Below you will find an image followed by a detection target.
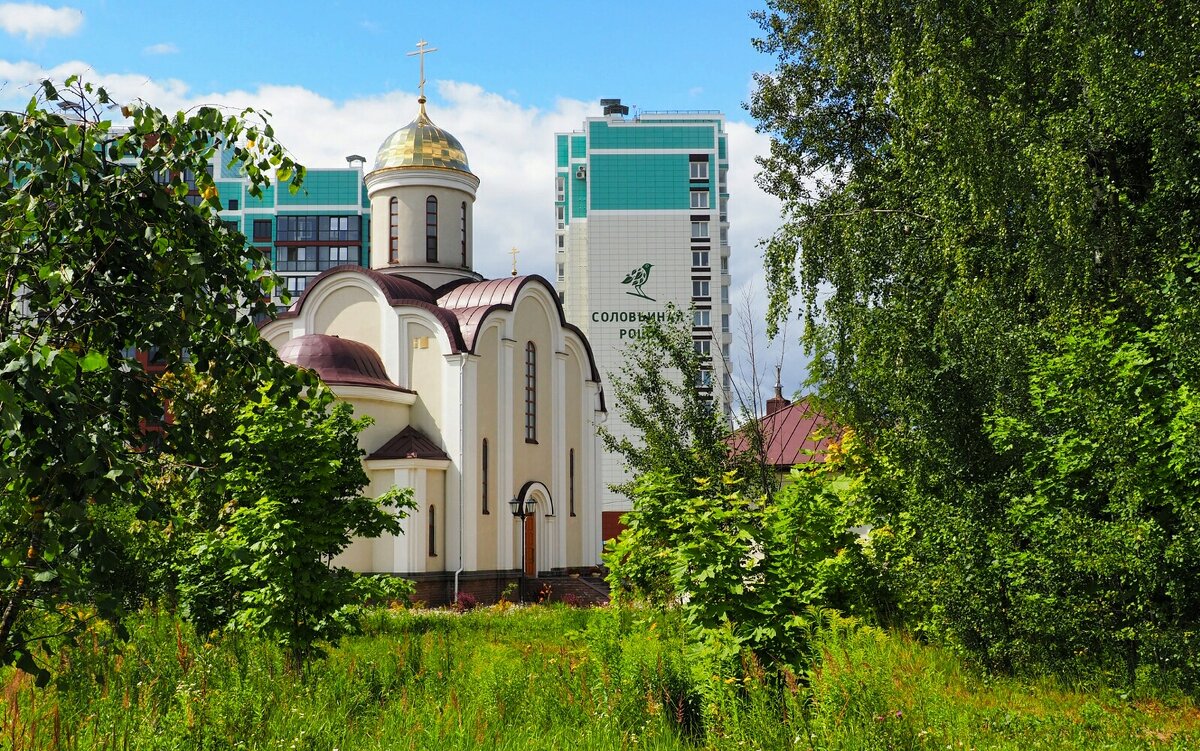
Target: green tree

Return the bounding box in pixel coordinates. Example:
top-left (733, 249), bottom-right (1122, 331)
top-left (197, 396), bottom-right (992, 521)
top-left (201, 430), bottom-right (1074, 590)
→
top-left (163, 374), bottom-right (413, 669)
top-left (598, 304), bottom-right (738, 498)
top-left (0, 78), bottom-right (306, 674)
top-left (750, 0), bottom-right (1200, 677)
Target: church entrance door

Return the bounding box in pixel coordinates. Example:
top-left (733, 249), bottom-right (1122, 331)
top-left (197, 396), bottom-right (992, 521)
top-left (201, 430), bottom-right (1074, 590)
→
top-left (524, 513), bottom-right (536, 576)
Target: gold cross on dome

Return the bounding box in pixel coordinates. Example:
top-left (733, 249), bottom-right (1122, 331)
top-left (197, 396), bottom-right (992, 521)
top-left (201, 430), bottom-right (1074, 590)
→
top-left (509, 247), bottom-right (520, 276)
top-left (406, 39), bottom-right (439, 101)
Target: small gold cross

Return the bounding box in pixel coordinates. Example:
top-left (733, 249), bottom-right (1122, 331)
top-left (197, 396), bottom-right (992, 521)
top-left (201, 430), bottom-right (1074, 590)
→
top-left (509, 247), bottom-right (520, 276)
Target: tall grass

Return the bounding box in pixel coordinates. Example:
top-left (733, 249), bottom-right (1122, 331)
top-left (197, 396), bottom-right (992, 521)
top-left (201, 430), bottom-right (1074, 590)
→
top-left (1, 605), bottom-right (1197, 749)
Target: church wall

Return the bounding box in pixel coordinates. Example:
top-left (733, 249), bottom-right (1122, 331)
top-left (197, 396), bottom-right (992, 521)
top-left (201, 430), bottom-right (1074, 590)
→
top-left (424, 470), bottom-right (446, 572)
top-left (510, 297), bottom-right (556, 548)
top-left (564, 351), bottom-right (585, 568)
top-left (474, 329), bottom-right (500, 569)
top-left (406, 321), bottom-right (444, 444)
top-left (350, 400), bottom-right (412, 463)
top-left (311, 286), bottom-right (381, 353)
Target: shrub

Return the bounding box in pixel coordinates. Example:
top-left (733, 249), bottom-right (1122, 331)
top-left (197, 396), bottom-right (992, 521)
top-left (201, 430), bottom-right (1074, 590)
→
top-left (453, 591), bottom-right (478, 613)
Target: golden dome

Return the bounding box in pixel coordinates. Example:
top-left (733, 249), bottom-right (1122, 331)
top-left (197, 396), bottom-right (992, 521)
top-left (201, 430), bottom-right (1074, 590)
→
top-left (373, 99), bottom-right (471, 173)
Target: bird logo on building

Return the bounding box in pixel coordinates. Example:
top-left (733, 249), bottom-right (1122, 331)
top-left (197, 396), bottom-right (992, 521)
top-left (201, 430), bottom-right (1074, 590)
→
top-left (621, 263), bottom-right (655, 301)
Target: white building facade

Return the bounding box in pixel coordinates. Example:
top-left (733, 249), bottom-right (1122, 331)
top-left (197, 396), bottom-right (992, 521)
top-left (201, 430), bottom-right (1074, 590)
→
top-left (554, 101), bottom-right (733, 534)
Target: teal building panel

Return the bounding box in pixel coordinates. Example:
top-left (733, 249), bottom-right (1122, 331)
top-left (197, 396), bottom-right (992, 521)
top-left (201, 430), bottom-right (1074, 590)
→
top-left (244, 184), bottom-right (275, 207)
top-left (571, 136), bottom-right (586, 159)
top-left (589, 153), bottom-right (691, 210)
top-left (718, 136), bottom-right (726, 160)
top-left (277, 170), bottom-right (362, 207)
top-left (587, 121), bottom-right (714, 151)
top-left (556, 135), bottom-right (569, 168)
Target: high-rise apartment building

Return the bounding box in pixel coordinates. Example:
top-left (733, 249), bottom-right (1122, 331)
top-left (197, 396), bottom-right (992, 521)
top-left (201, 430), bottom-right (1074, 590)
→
top-left (210, 156), bottom-right (371, 301)
top-left (554, 100), bottom-right (733, 534)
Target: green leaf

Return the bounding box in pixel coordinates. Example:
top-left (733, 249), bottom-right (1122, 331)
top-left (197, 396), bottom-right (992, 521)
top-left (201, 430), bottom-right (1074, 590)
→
top-left (80, 351), bottom-right (108, 372)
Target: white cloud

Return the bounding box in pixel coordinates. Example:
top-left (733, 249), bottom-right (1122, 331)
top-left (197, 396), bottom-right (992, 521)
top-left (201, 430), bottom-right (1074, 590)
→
top-left (0, 3), bottom-right (82, 40)
top-left (0, 59), bottom-right (803, 403)
top-left (143, 43), bottom-right (178, 56)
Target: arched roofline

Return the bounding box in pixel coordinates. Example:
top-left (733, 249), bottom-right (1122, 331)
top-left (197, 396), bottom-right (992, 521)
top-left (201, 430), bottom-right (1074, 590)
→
top-left (269, 266), bottom-right (467, 353)
top-left (438, 274), bottom-right (604, 385)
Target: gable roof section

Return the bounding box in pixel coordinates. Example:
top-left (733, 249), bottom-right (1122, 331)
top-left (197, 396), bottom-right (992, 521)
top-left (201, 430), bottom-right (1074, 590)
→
top-left (367, 425), bottom-right (450, 461)
top-left (731, 398), bottom-right (835, 468)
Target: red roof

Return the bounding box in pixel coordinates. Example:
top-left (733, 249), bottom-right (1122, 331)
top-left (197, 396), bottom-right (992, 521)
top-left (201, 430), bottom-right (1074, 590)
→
top-left (731, 398), bottom-right (835, 468)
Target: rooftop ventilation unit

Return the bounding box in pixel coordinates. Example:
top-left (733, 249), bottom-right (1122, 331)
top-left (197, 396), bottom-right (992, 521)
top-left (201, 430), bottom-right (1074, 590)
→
top-left (601, 98), bottom-right (629, 116)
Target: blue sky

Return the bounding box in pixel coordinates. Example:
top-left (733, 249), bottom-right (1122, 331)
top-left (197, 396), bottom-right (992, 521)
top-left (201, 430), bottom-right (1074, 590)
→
top-left (0, 0), bottom-right (807, 406)
top-left (3, 1), bottom-right (772, 116)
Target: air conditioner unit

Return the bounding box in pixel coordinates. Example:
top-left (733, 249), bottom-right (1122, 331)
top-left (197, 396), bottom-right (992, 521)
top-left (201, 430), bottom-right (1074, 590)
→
top-left (575, 166), bottom-right (587, 180)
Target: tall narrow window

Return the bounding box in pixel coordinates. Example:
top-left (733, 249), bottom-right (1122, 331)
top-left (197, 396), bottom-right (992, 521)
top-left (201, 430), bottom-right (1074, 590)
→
top-left (525, 342), bottom-right (537, 442)
top-left (389, 197), bottom-right (399, 263)
top-left (569, 449), bottom-right (576, 517)
top-left (460, 202), bottom-right (467, 267)
top-left (425, 195), bottom-right (438, 262)
top-left (428, 505), bottom-right (437, 556)
top-left (481, 438), bottom-right (490, 514)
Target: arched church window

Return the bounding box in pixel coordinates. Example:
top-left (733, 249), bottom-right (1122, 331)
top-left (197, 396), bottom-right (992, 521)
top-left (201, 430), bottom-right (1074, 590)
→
top-left (389, 197), bottom-right (399, 263)
top-left (460, 201), bottom-right (467, 267)
top-left (428, 505), bottom-right (437, 556)
top-left (481, 438), bottom-right (490, 514)
top-left (525, 342), bottom-right (537, 443)
top-left (569, 448), bottom-right (576, 517)
top-left (426, 195), bottom-right (438, 263)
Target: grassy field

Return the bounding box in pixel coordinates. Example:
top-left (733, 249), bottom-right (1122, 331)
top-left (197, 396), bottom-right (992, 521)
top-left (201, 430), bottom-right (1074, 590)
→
top-left (1, 604), bottom-right (1197, 750)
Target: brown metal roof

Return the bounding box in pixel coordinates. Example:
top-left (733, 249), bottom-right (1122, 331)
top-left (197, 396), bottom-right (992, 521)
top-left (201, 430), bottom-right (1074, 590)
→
top-left (367, 425), bottom-right (449, 461)
top-left (277, 334), bottom-right (410, 392)
top-left (731, 398), bottom-right (835, 468)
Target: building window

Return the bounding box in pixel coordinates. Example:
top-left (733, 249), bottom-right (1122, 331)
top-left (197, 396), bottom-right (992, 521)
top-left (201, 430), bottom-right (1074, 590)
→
top-left (426, 195), bottom-right (438, 262)
top-left (694, 339), bottom-right (711, 358)
top-left (227, 198), bottom-right (239, 211)
top-left (460, 202), bottom-right (468, 267)
top-left (283, 275), bottom-right (309, 298)
top-left (253, 219), bottom-right (272, 241)
top-left (693, 309), bottom-right (711, 328)
top-left (721, 256), bottom-right (729, 273)
top-left (690, 161), bottom-right (709, 180)
top-left (569, 448), bottom-right (576, 517)
top-left (695, 369), bottom-right (713, 388)
top-left (720, 227), bottom-right (729, 246)
top-left (690, 190), bottom-right (709, 209)
top-left (721, 313), bottom-right (731, 333)
top-left (428, 505), bottom-right (437, 556)
top-left (274, 246), bottom-right (361, 272)
top-left (691, 221), bottom-right (709, 240)
top-left (276, 215), bottom-right (360, 242)
top-left (525, 341), bottom-right (537, 443)
top-left (692, 279), bottom-right (710, 298)
top-left (555, 176), bottom-right (566, 202)
top-left (557, 234), bottom-right (565, 249)
top-left (481, 438), bottom-right (489, 515)
top-left (555, 205), bottom-right (565, 228)
top-left (389, 197), bottom-right (399, 263)
top-left (557, 262), bottom-right (565, 280)
top-left (691, 250), bottom-right (709, 268)
top-left (721, 285), bottom-right (730, 304)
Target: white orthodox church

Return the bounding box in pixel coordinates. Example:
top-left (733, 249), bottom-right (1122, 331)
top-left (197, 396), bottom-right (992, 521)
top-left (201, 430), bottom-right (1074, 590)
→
top-left (259, 94), bottom-right (607, 603)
